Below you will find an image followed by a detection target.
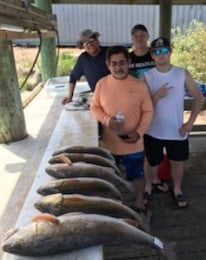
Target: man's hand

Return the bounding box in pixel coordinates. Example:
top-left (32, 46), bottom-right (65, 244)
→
top-left (109, 117), bottom-right (124, 131)
top-left (179, 122), bottom-right (193, 137)
top-left (153, 83), bottom-right (173, 104)
top-left (120, 132), bottom-right (141, 143)
top-left (61, 96), bottom-right (72, 105)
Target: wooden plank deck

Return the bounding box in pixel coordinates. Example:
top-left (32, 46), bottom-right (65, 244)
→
top-left (103, 149), bottom-right (206, 260)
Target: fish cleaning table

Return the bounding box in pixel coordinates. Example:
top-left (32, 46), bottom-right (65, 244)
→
top-left (2, 107), bottom-right (103, 259)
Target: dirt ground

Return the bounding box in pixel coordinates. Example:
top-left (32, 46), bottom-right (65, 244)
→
top-left (13, 46), bottom-right (81, 66)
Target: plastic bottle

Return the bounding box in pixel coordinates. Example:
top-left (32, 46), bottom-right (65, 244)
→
top-left (115, 112), bottom-right (125, 136)
top-left (115, 111), bottom-right (125, 123)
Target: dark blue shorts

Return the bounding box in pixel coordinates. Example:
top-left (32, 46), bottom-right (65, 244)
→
top-left (144, 134), bottom-right (189, 166)
top-left (113, 151), bottom-right (144, 181)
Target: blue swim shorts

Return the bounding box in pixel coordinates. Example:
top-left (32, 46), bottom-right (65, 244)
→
top-left (113, 151), bottom-right (144, 181)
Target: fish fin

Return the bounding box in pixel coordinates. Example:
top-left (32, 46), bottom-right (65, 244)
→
top-left (4, 228), bottom-right (19, 240)
top-left (59, 155), bottom-right (72, 165)
top-left (32, 214), bottom-right (60, 224)
top-left (68, 194), bottom-right (84, 201)
top-left (122, 218), bottom-right (141, 228)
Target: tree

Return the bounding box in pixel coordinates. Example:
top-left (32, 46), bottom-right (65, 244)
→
top-left (171, 20), bottom-right (206, 83)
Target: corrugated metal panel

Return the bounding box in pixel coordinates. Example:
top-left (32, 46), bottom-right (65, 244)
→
top-left (13, 4), bottom-right (206, 46)
top-left (172, 5), bottom-right (206, 29)
top-left (52, 4), bottom-right (159, 46)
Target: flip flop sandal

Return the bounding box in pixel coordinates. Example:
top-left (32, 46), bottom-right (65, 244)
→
top-left (143, 191), bottom-right (152, 206)
top-left (152, 180), bottom-right (169, 193)
top-left (174, 193), bottom-right (188, 209)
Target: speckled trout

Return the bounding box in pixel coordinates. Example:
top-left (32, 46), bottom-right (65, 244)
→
top-left (34, 194), bottom-right (144, 226)
top-left (37, 177), bottom-right (122, 201)
top-left (53, 145), bottom-right (115, 161)
top-left (49, 153), bottom-right (123, 176)
top-left (2, 213), bottom-right (177, 259)
top-left (45, 162), bottom-right (134, 193)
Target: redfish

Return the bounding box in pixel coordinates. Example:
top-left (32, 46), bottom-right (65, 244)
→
top-left (49, 153), bottom-right (122, 176)
top-left (37, 177), bottom-right (122, 201)
top-left (34, 194), bottom-right (143, 226)
top-left (2, 213), bottom-right (177, 259)
top-left (45, 162), bottom-right (134, 193)
top-left (53, 145), bottom-right (115, 161)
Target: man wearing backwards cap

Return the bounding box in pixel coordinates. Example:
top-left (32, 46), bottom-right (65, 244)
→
top-left (62, 29), bottom-right (110, 105)
top-left (129, 24), bottom-right (155, 79)
top-left (143, 37), bottom-right (204, 209)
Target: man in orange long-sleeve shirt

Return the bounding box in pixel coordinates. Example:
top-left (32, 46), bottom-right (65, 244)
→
top-left (90, 45), bottom-right (153, 214)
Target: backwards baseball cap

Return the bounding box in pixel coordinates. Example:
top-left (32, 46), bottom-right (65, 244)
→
top-left (151, 37), bottom-right (171, 49)
top-left (76, 29), bottom-right (100, 49)
top-left (131, 24), bottom-right (148, 34)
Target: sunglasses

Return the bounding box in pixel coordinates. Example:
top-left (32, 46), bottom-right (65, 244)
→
top-left (151, 47), bottom-right (170, 56)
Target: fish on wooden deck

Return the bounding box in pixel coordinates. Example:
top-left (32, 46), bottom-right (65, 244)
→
top-left (2, 213), bottom-right (178, 259)
top-left (34, 194), bottom-right (146, 229)
top-left (49, 153), bottom-right (123, 177)
top-left (53, 145), bottom-right (115, 161)
top-left (37, 177), bottom-right (122, 201)
top-left (45, 162), bottom-right (134, 193)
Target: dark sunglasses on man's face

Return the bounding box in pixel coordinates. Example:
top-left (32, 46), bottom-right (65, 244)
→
top-left (151, 47), bottom-right (170, 56)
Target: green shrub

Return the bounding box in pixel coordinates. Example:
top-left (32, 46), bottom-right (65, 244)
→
top-left (171, 20), bottom-right (206, 83)
top-left (56, 52), bottom-right (77, 76)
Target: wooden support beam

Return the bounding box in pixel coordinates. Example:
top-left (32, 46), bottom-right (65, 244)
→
top-left (159, 0), bottom-right (172, 40)
top-left (0, 1), bottom-right (57, 38)
top-left (0, 30), bottom-right (56, 40)
top-left (35, 0), bottom-right (57, 82)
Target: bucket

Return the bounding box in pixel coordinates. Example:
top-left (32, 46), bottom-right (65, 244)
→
top-left (157, 154), bottom-right (171, 181)
top-left (44, 76), bottom-right (70, 97)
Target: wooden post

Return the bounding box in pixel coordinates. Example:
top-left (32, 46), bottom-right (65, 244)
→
top-left (34, 0), bottom-right (56, 82)
top-left (159, 0), bottom-right (172, 40)
top-left (0, 40), bottom-right (27, 143)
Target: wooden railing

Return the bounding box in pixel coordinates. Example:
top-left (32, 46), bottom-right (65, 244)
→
top-left (184, 98), bottom-right (206, 133)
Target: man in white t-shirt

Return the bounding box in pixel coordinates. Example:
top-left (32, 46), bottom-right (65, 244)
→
top-left (143, 37), bottom-right (204, 208)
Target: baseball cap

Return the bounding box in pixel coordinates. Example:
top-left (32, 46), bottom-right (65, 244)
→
top-left (151, 37), bottom-right (171, 49)
top-left (76, 29), bottom-right (100, 49)
top-left (131, 24), bottom-right (148, 34)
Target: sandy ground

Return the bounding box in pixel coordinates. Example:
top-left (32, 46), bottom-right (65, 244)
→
top-left (13, 46), bottom-right (81, 65)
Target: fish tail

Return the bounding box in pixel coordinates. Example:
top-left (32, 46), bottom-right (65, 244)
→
top-left (59, 155), bottom-right (72, 165)
top-left (158, 240), bottom-right (178, 260)
top-left (138, 209), bottom-right (152, 233)
top-left (121, 180), bottom-right (135, 194)
top-left (122, 218), bottom-right (141, 228)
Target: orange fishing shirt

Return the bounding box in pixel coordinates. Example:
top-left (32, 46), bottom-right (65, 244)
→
top-left (90, 74), bottom-right (153, 155)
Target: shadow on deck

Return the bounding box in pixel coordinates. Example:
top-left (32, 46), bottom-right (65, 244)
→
top-left (104, 150), bottom-right (206, 260)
